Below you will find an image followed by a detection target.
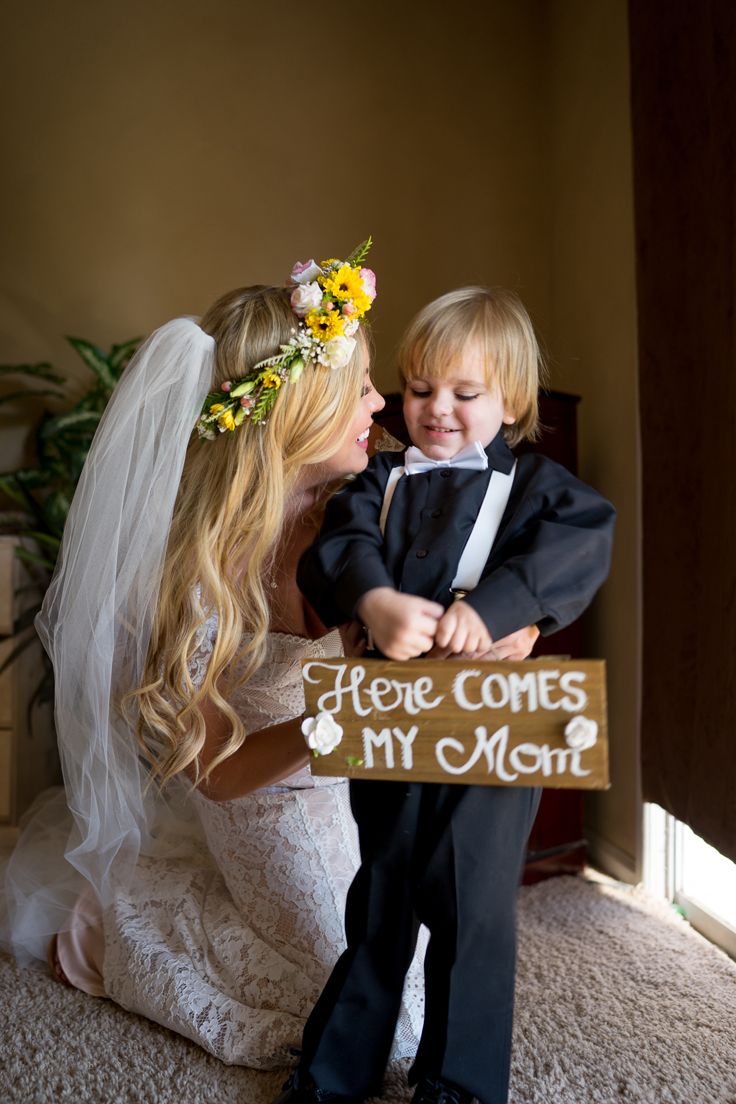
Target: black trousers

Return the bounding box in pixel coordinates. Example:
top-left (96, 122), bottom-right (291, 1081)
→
top-left (300, 779), bottom-right (541, 1104)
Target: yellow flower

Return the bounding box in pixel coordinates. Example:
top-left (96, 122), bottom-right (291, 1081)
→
top-left (260, 371), bottom-right (282, 390)
top-left (217, 409), bottom-right (236, 431)
top-left (210, 402), bottom-right (225, 413)
top-left (323, 265), bottom-right (364, 302)
top-left (305, 309), bottom-right (346, 341)
top-left (349, 289), bottom-right (372, 316)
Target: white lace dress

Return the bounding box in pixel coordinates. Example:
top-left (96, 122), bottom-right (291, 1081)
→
top-left (98, 623), bottom-right (425, 1068)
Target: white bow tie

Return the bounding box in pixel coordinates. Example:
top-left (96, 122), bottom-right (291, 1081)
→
top-left (404, 440), bottom-right (489, 475)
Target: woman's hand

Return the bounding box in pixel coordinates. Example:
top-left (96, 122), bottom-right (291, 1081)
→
top-left (339, 619), bottom-right (367, 657)
top-left (488, 623), bottom-right (540, 660)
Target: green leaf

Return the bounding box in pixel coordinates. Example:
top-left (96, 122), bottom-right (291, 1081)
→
top-left (0, 475), bottom-right (31, 508)
top-left (24, 530), bottom-right (61, 550)
top-left (0, 473), bottom-right (47, 521)
top-left (345, 236), bottom-right (373, 267)
top-left (109, 338), bottom-right (142, 373)
top-left (0, 631), bottom-right (37, 675)
top-left (39, 409), bottom-right (101, 438)
top-left (0, 509), bottom-right (34, 530)
top-left (42, 490), bottom-right (71, 535)
top-left (0, 387), bottom-right (63, 407)
top-left (12, 468), bottom-right (54, 489)
top-left (0, 362), bottom-right (66, 384)
top-left (14, 546), bottom-right (56, 571)
top-left (66, 337), bottom-right (117, 392)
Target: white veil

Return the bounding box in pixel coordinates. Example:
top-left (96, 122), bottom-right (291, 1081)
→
top-left (1, 318), bottom-right (215, 965)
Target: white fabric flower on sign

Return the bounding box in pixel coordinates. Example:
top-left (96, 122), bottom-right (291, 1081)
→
top-left (302, 712), bottom-right (344, 755)
top-left (564, 715), bottom-right (598, 751)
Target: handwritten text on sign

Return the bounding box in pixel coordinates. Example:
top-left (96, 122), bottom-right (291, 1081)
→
top-left (301, 658), bottom-right (609, 788)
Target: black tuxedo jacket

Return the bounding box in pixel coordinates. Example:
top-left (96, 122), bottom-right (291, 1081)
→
top-left (298, 431), bottom-right (616, 641)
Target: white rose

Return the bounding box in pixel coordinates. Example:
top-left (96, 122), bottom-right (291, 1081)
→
top-left (564, 715), bottom-right (598, 751)
top-left (290, 281), bottom-right (323, 317)
top-left (320, 335), bottom-right (356, 369)
top-left (343, 318), bottom-right (360, 337)
top-left (301, 712), bottom-right (344, 755)
top-left (290, 259), bottom-right (323, 285)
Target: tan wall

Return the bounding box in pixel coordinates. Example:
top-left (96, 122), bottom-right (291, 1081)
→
top-left (1, 1), bottom-right (641, 873)
top-left (544, 1), bottom-right (641, 878)
top-left (1, 0), bottom-right (549, 464)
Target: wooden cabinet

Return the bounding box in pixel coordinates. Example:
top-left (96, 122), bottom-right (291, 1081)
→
top-left (372, 390), bottom-right (587, 882)
top-left (0, 537), bottom-right (59, 834)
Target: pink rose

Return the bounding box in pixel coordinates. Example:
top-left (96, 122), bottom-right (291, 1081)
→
top-left (342, 301), bottom-right (357, 317)
top-left (360, 267), bottom-right (377, 300)
top-left (291, 281), bottom-right (323, 317)
top-left (290, 259), bottom-right (322, 285)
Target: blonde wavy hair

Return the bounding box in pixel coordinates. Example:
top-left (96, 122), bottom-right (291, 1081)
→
top-left (397, 286), bottom-right (546, 445)
top-left (130, 285), bottom-right (368, 787)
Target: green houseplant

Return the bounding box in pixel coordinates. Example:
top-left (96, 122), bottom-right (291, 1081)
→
top-left (0, 335), bottom-right (141, 687)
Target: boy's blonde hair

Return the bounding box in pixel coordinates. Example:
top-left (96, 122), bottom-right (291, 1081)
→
top-left (397, 286), bottom-right (545, 446)
top-left (130, 285), bottom-right (368, 787)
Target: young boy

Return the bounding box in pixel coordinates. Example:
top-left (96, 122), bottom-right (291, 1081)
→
top-left (280, 287), bottom-right (616, 1104)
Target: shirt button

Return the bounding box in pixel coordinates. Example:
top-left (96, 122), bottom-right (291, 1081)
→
top-left (416, 549), bottom-right (429, 559)
top-left (430, 508), bottom-right (442, 518)
top-left (440, 469), bottom-right (452, 479)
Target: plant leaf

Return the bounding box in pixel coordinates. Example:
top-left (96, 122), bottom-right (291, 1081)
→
top-left (109, 338), bottom-right (142, 373)
top-left (0, 631), bottom-right (37, 675)
top-left (345, 236), bottom-right (373, 267)
top-left (39, 409), bottom-right (101, 438)
top-left (0, 387), bottom-right (63, 407)
top-left (24, 530), bottom-right (61, 550)
top-left (41, 490), bottom-right (71, 536)
top-left (12, 468), bottom-right (54, 489)
top-left (14, 546), bottom-right (56, 571)
top-left (66, 337), bottom-right (117, 392)
top-left (0, 362), bottom-right (66, 384)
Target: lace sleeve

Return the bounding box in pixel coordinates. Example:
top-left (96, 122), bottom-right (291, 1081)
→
top-left (188, 610), bottom-right (219, 689)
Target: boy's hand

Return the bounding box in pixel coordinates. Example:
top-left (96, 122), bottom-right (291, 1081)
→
top-left (427, 622), bottom-right (540, 661)
top-left (357, 587), bottom-right (444, 661)
top-left (434, 599), bottom-right (493, 656)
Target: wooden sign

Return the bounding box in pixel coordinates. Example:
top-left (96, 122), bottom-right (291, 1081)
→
top-left (302, 658), bottom-right (608, 789)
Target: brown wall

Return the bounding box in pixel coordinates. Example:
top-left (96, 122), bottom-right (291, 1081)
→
top-left (1, 1), bottom-right (549, 432)
top-left (1, 1), bottom-right (640, 876)
top-left (544, 1), bottom-right (640, 878)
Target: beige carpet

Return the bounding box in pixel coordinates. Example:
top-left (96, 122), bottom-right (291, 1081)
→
top-left (1, 875), bottom-right (735, 1104)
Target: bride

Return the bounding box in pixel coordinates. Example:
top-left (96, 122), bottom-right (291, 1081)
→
top-left (1, 246), bottom-right (535, 1072)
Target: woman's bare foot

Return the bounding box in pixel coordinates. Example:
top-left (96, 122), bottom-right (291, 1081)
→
top-left (47, 934), bottom-right (74, 988)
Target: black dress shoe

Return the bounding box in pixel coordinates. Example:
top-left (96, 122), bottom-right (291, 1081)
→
top-left (411, 1077), bottom-right (475, 1104)
top-left (272, 1070), bottom-right (363, 1104)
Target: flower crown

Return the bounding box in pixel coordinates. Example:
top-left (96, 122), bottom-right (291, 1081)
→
top-left (197, 238), bottom-right (376, 437)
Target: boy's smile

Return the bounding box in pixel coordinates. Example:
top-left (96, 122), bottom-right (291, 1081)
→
top-left (402, 353), bottom-right (516, 462)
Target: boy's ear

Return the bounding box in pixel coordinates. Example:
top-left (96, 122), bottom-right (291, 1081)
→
top-left (502, 406), bottom-right (517, 425)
